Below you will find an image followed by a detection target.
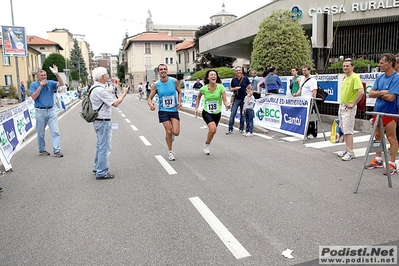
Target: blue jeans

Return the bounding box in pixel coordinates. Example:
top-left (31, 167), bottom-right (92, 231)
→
top-left (244, 109), bottom-right (254, 133)
top-left (93, 121), bottom-right (112, 177)
top-left (228, 99), bottom-right (245, 131)
top-left (35, 108), bottom-right (61, 153)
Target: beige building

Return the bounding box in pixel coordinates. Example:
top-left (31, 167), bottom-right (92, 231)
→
top-left (176, 40), bottom-right (196, 80)
top-left (138, 3), bottom-right (244, 81)
top-left (47, 29), bottom-right (91, 75)
top-left (0, 43), bottom-right (41, 90)
top-left (123, 32), bottom-right (183, 90)
top-left (26, 36), bottom-right (63, 70)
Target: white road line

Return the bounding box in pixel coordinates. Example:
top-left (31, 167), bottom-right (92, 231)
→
top-left (155, 155), bottom-right (177, 175)
top-left (305, 135), bottom-right (371, 149)
top-left (130, 125), bottom-right (138, 131)
top-left (189, 196), bottom-right (251, 260)
top-left (125, 119), bottom-right (131, 123)
top-left (139, 136), bottom-right (151, 146)
top-left (282, 131), bottom-right (360, 142)
top-left (121, 114), bottom-right (126, 117)
top-left (254, 133), bottom-right (273, 140)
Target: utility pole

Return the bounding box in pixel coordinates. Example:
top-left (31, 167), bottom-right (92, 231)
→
top-left (10, 0), bottom-right (21, 102)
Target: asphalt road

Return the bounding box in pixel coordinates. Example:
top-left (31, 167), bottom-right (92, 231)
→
top-left (1, 94), bottom-right (398, 266)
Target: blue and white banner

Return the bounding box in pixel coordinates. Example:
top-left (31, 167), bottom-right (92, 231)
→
top-left (0, 91), bottom-right (77, 171)
top-left (181, 89), bottom-right (312, 139)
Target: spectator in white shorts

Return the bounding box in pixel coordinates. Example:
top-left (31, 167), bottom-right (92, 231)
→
top-left (337, 58), bottom-right (364, 161)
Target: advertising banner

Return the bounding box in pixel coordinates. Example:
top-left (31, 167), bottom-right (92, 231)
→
top-left (1, 25), bottom-right (27, 56)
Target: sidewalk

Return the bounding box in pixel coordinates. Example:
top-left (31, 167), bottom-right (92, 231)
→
top-left (0, 99), bottom-right (19, 113)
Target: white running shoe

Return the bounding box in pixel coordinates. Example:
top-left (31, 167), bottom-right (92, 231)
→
top-left (246, 132), bottom-right (253, 137)
top-left (307, 134), bottom-right (314, 139)
top-left (337, 150), bottom-right (347, 157)
top-left (167, 151), bottom-right (175, 161)
top-left (242, 131), bottom-right (247, 136)
top-left (342, 151), bottom-right (355, 161)
top-left (203, 143), bottom-right (210, 155)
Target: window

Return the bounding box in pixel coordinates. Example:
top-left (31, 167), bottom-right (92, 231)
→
top-left (165, 58), bottom-right (169, 64)
top-left (178, 54), bottom-right (181, 64)
top-left (145, 43), bottom-right (151, 54)
top-left (192, 51), bottom-right (196, 62)
top-left (170, 57), bottom-right (173, 64)
top-left (5, 75), bottom-right (12, 85)
top-left (40, 54), bottom-right (46, 65)
top-left (39, 46), bottom-right (45, 50)
top-left (3, 56), bottom-right (10, 66)
top-left (164, 44), bottom-right (173, 51)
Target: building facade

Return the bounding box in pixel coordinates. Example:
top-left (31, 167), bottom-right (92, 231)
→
top-left (176, 40), bottom-right (196, 80)
top-left (47, 29), bottom-right (92, 76)
top-left (0, 43), bottom-right (41, 91)
top-left (123, 33), bottom-right (183, 90)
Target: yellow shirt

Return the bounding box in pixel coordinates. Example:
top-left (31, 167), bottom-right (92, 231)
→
top-left (340, 73), bottom-right (363, 104)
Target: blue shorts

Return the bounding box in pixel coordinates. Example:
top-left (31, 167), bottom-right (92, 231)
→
top-left (158, 111), bottom-right (180, 123)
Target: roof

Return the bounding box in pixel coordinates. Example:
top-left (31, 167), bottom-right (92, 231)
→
top-left (26, 35), bottom-right (63, 50)
top-left (130, 32), bottom-right (183, 42)
top-left (124, 32), bottom-right (183, 50)
top-left (176, 40), bottom-right (195, 51)
top-left (151, 24), bottom-right (200, 31)
top-left (27, 35), bottom-right (58, 45)
top-left (210, 10), bottom-right (236, 18)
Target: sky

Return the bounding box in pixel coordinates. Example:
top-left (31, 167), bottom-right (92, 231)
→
top-left (0, 0), bottom-right (272, 56)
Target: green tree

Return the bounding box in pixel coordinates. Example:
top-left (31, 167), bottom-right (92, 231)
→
top-left (117, 60), bottom-right (125, 82)
top-left (194, 23), bottom-right (236, 71)
top-left (42, 53), bottom-right (66, 81)
top-left (190, 67), bottom-right (235, 80)
top-left (70, 38), bottom-right (87, 81)
top-left (250, 9), bottom-right (313, 74)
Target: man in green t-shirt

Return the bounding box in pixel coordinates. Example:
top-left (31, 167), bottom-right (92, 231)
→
top-left (337, 58), bottom-right (364, 161)
top-left (291, 67), bottom-right (301, 96)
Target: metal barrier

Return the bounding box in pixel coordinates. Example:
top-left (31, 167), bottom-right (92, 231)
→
top-left (354, 111), bottom-right (399, 193)
top-left (303, 98), bottom-right (326, 143)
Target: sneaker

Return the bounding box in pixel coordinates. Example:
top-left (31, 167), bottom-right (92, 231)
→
top-left (54, 152), bottom-right (63, 158)
top-left (342, 151), bottom-right (355, 161)
top-left (383, 163), bottom-right (397, 175)
top-left (96, 173), bottom-right (115, 180)
top-left (337, 150), bottom-right (347, 157)
top-left (203, 143), bottom-right (211, 155)
top-left (167, 151), bottom-right (175, 161)
top-left (226, 130), bottom-right (232, 135)
top-left (239, 130), bottom-right (244, 134)
top-left (242, 131), bottom-right (247, 136)
top-left (246, 132), bottom-right (253, 137)
top-left (364, 158), bottom-right (383, 169)
top-left (39, 150), bottom-right (50, 156)
top-left (307, 134), bottom-right (314, 139)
